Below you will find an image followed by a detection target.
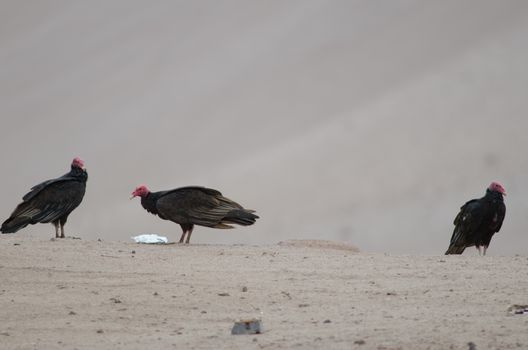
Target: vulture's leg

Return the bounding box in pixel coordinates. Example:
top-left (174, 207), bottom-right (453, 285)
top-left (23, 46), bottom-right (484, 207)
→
top-left (482, 246), bottom-right (488, 256)
top-left (179, 224), bottom-right (193, 244)
top-left (477, 246), bottom-right (483, 256)
top-left (59, 217), bottom-right (68, 238)
top-left (53, 222), bottom-right (60, 238)
top-left (178, 230), bottom-right (187, 243)
top-left (180, 225), bottom-right (187, 243)
top-left (185, 225), bottom-right (194, 244)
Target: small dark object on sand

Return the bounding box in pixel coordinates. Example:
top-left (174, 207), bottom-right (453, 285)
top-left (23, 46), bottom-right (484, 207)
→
top-left (231, 319), bottom-right (262, 335)
top-left (507, 304), bottom-right (528, 315)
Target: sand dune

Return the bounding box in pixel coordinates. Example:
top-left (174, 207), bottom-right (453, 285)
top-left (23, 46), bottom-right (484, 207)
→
top-left (1, 236), bottom-right (527, 349)
top-left (1, 1), bottom-right (528, 254)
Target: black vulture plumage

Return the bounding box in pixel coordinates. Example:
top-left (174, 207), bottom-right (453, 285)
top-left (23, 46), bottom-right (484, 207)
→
top-left (131, 185), bottom-right (259, 243)
top-left (1, 158), bottom-right (88, 238)
top-left (445, 182), bottom-right (506, 255)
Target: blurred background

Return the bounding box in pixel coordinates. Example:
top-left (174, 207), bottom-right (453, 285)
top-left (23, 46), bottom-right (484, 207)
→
top-left (1, 0), bottom-right (527, 254)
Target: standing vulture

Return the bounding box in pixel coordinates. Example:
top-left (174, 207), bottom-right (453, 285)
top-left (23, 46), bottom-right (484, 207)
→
top-left (131, 185), bottom-right (259, 243)
top-left (445, 182), bottom-right (506, 255)
top-left (1, 157), bottom-right (88, 238)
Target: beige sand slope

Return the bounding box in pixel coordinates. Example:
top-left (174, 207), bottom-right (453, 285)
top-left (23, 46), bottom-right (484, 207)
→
top-left (1, 1), bottom-right (528, 254)
top-left (1, 236), bottom-right (527, 349)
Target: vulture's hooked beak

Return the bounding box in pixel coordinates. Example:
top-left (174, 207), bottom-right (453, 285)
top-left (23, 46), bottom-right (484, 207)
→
top-left (130, 195), bottom-right (135, 200)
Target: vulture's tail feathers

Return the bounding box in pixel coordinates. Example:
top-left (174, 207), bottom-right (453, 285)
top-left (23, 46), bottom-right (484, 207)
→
top-left (1, 216), bottom-right (31, 234)
top-left (223, 209), bottom-right (259, 226)
top-left (445, 245), bottom-right (466, 255)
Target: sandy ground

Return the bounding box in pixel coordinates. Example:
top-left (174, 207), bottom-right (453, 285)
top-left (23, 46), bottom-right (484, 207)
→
top-left (1, 236), bottom-right (527, 350)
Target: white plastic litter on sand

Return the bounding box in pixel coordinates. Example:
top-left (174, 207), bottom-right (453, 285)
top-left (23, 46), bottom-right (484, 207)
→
top-left (131, 234), bottom-right (168, 244)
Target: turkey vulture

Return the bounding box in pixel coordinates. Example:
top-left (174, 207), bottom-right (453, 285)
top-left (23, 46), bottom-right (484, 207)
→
top-left (131, 185), bottom-right (259, 243)
top-left (1, 157), bottom-right (88, 238)
top-left (445, 182), bottom-right (506, 255)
